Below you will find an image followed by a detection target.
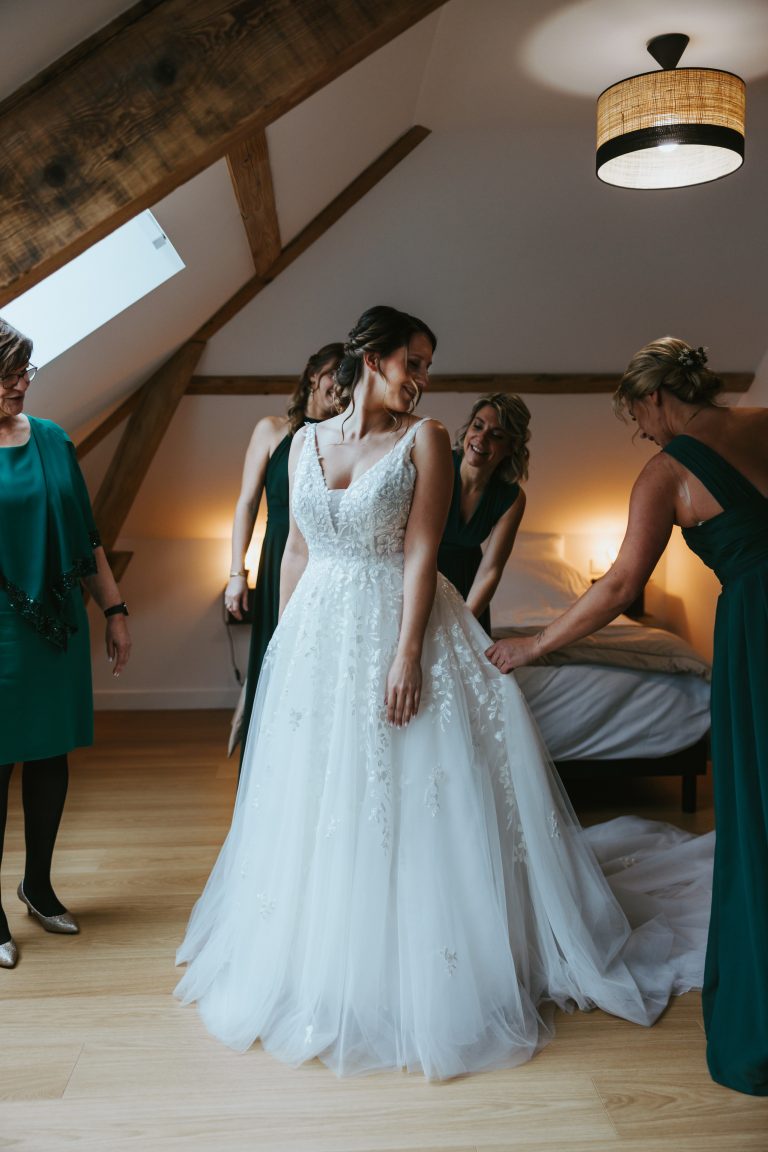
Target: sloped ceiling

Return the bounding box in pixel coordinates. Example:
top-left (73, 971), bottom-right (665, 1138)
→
top-left (7, 0), bottom-right (768, 540)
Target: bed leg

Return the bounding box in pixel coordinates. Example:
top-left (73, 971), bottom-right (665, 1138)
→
top-left (682, 774), bottom-right (697, 814)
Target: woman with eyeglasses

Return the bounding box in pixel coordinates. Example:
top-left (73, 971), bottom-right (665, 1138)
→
top-left (0, 317), bottom-right (131, 970)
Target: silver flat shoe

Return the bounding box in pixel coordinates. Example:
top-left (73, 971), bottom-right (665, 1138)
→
top-left (17, 883), bottom-right (79, 935)
top-left (0, 938), bottom-right (18, 968)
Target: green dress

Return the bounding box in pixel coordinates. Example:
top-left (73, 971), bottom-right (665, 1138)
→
top-left (240, 430), bottom-right (295, 762)
top-left (437, 450), bottom-right (520, 633)
top-left (0, 418), bottom-right (98, 764)
top-left (664, 434), bottom-right (768, 1096)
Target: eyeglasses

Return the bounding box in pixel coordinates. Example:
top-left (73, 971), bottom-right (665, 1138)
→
top-left (0, 364), bottom-right (37, 389)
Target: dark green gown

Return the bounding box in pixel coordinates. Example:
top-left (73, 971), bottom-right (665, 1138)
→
top-left (437, 450), bottom-right (519, 634)
top-left (664, 434), bottom-right (768, 1096)
top-left (240, 424), bottom-right (326, 763)
top-left (0, 421), bottom-right (96, 764)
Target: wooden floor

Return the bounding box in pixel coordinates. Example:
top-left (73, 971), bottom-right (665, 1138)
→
top-left (1, 711), bottom-right (765, 1152)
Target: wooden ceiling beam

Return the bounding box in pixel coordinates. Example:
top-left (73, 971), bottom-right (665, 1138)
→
top-left (226, 130), bottom-right (281, 276)
top-left (194, 124), bottom-right (431, 342)
top-left (187, 372), bottom-right (756, 395)
top-left (92, 340), bottom-right (206, 552)
top-left (76, 120), bottom-right (430, 515)
top-left (0, 0), bottom-right (444, 306)
top-left (75, 389), bottom-right (142, 460)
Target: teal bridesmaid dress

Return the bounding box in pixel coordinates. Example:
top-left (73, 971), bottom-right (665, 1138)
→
top-left (663, 434), bottom-right (768, 1096)
top-left (437, 450), bottom-right (519, 633)
top-left (240, 432), bottom-right (293, 763)
top-left (0, 421), bottom-right (96, 764)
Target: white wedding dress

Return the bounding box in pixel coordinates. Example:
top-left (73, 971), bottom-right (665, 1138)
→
top-left (176, 420), bottom-right (713, 1079)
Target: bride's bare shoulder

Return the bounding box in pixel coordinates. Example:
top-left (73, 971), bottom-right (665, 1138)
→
top-left (411, 416), bottom-right (451, 444)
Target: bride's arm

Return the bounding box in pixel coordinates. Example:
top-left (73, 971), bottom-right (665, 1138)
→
top-left (387, 420), bottom-right (453, 726)
top-left (278, 431), bottom-right (310, 618)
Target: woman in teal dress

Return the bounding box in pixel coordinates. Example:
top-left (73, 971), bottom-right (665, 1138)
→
top-left (487, 337), bottom-right (768, 1096)
top-left (437, 394), bottom-right (529, 633)
top-left (225, 343), bottom-right (343, 764)
top-left (0, 318), bottom-right (131, 970)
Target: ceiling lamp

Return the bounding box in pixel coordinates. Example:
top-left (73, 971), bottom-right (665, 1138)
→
top-left (596, 33), bottom-right (745, 189)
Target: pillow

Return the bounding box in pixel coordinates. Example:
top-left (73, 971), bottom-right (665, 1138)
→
top-left (492, 554), bottom-right (590, 626)
top-left (512, 531), bottom-right (565, 560)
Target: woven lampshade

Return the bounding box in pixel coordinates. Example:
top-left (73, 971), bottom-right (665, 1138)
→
top-left (597, 67), bottom-right (745, 189)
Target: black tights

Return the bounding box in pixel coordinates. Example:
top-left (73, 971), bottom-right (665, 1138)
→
top-left (0, 754), bottom-right (69, 943)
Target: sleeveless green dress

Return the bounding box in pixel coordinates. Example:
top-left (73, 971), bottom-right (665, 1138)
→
top-left (437, 450), bottom-right (519, 633)
top-left (664, 434), bottom-right (768, 1096)
top-left (240, 432), bottom-right (293, 761)
top-left (240, 421), bottom-right (324, 758)
top-left (0, 420), bottom-right (97, 764)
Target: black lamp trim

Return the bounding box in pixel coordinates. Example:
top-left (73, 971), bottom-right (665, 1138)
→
top-left (597, 123), bottom-right (744, 171)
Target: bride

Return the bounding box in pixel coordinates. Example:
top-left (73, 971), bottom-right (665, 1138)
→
top-left (176, 305), bottom-right (712, 1079)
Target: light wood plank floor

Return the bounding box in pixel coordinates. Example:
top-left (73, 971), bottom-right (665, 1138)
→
top-left (1, 711), bottom-right (765, 1152)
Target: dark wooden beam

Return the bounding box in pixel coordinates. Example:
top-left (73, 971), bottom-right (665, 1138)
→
top-left (92, 340), bottom-right (206, 551)
top-left (75, 389), bottom-right (142, 460)
top-left (226, 130), bottom-right (281, 276)
top-left (194, 124), bottom-right (431, 342)
top-left (187, 372), bottom-right (756, 395)
top-left (0, 0), bottom-right (444, 306)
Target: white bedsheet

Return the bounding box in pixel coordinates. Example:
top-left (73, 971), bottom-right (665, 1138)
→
top-left (514, 663), bottom-right (710, 761)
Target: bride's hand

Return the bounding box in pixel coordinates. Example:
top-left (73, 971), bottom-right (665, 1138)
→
top-left (385, 653), bottom-right (422, 727)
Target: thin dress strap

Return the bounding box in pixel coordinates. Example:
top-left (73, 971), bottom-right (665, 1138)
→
top-left (663, 434), bottom-right (766, 511)
top-left (397, 417), bottom-right (435, 456)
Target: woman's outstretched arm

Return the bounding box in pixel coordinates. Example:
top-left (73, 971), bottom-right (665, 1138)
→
top-left (486, 454), bottom-right (677, 672)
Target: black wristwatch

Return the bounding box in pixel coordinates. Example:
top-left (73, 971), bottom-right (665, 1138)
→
top-left (104, 602), bottom-right (129, 618)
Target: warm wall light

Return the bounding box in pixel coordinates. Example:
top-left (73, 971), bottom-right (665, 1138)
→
top-left (596, 33), bottom-right (745, 189)
top-left (589, 547), bottom-right (618, 580)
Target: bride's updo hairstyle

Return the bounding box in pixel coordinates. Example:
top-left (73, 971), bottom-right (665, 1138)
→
top-left (614, 337), bottom-right (724, 420)
top-left (334, 305), bottom-right (437, 415)
top-left (455, 393), bottom-right (531, 484)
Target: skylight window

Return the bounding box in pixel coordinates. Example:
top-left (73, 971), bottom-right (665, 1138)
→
top-left (3, 211), bottom-right (184, 367)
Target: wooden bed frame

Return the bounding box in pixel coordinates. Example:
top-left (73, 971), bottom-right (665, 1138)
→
top-left (554, 733), bottom-right (710, 813)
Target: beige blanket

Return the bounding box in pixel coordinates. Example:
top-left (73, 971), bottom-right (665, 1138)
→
top-left (491, 623), bottom-right (711, 681)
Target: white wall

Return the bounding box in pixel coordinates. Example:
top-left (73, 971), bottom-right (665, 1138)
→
top-left (87, 537), bottom-right (250, 710)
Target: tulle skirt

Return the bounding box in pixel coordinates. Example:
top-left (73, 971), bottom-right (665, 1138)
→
top-left (176, 560), bottom-right (712, 1079)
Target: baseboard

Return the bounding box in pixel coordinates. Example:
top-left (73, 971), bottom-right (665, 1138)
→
top-left (94, 688), bottom-right (240, 710)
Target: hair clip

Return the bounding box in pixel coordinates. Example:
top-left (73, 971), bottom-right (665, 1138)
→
top-left (677, 346), bottom-right (708, 369)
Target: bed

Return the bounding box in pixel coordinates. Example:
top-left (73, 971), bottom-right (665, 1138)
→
top-left (490, 534), bottom-right (711, 812)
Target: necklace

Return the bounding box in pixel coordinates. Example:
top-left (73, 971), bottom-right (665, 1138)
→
top-left (684, 407), bottom-right (705, 427)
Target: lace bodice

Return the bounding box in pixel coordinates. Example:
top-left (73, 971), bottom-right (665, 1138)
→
top-left (292, 422), bottom-right (421, 563)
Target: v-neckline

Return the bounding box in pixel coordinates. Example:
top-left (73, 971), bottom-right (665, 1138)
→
top-left (456, 455), bottom-right (488, 528)
top-left (311, 423), bottom-right (411, 494)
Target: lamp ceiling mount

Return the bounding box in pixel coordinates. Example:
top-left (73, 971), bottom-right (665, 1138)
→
top-left (646, 33), bottom-right (690, 71)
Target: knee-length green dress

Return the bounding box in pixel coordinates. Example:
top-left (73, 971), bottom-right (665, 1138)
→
top-left (664, 434), bottom-right (768, 1096)
top-left (437, 451), bottom-right (519, 634)
top-left (0, 418), bottom-right (99, 765)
